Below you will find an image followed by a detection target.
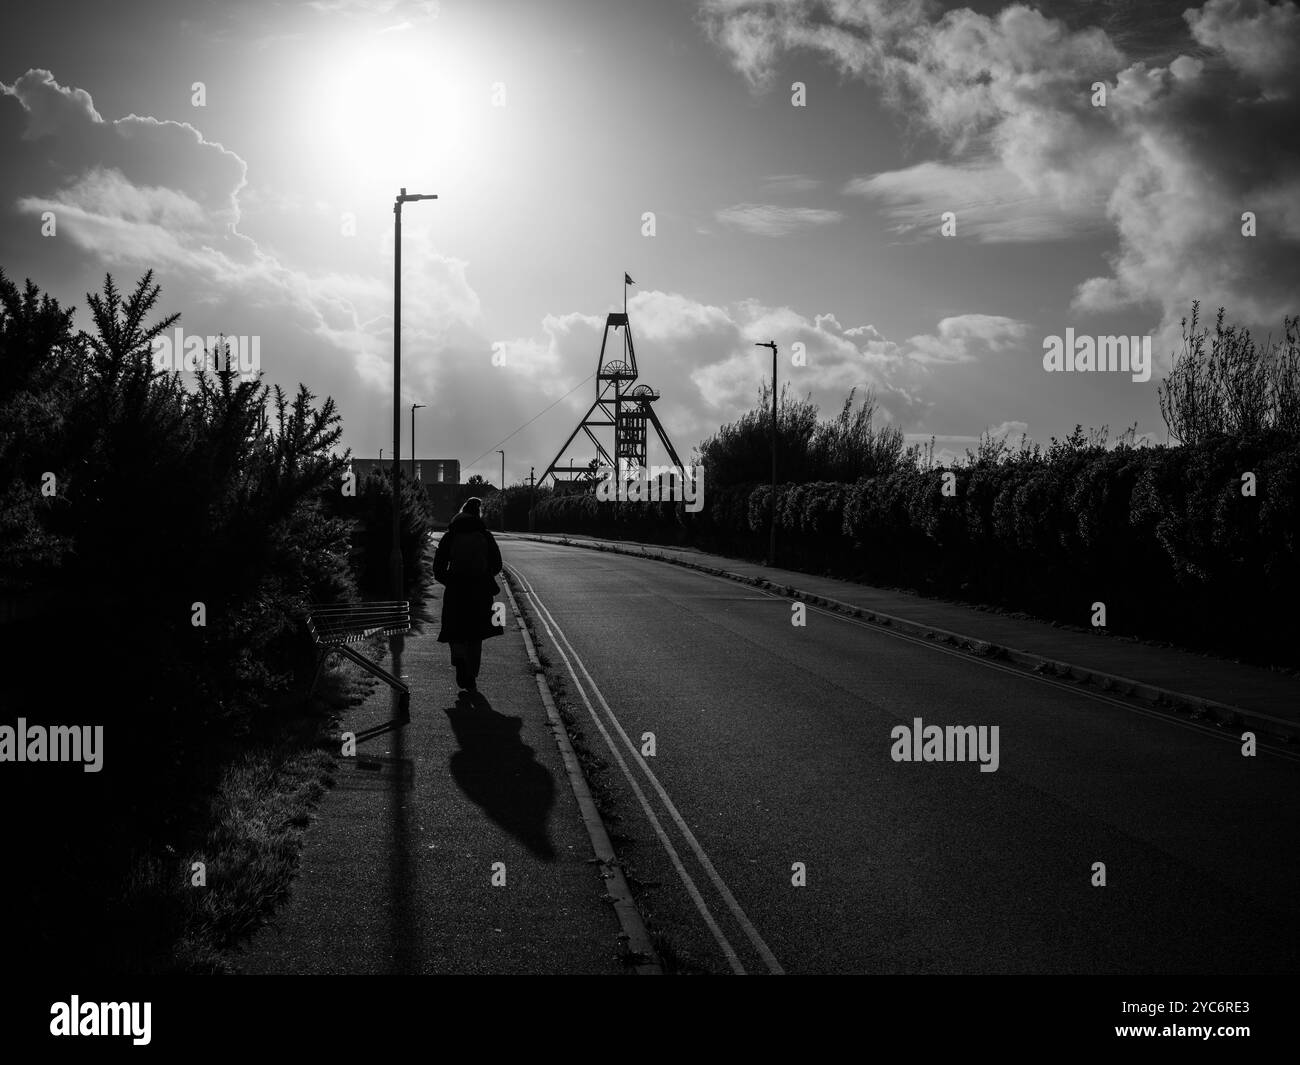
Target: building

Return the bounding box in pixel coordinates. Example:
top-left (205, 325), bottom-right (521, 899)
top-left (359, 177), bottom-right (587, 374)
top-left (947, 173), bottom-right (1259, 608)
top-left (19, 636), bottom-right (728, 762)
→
top-left (346, 457), bottom-right (462, 524)
top-left (348, 457), bottom-right (459, 485)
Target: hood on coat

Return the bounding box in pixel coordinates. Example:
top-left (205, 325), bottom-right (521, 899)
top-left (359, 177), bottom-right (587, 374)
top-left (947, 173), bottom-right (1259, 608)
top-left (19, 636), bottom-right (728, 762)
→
top-left (447, 511), bottom-right (488, 534)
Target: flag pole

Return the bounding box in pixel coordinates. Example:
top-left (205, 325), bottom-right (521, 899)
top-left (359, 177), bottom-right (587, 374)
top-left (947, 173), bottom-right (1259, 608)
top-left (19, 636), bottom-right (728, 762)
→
top-left (623, 272), bottom-right (632, 360)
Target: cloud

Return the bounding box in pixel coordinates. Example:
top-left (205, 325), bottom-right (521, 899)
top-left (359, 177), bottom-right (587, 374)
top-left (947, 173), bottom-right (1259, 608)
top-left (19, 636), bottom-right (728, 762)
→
top-left (624, 290), bottom-right (935, 431)
top-left (488, 311), bottom-right (605, 391)
top-left (1, 68), bottom-right (102, 140)
top-left (701, 0), bottom-right (1300, 351)
top-left (902, 314), bottom-right (1029, 365)
top-left (761, 173), bottom-right (822, 193)
top-left (1186, 0), bottom-right (1300, 97)
top-left (985, 419), bottom-right (1030, 449)
top-left (632, 290), bottom-right (736, 341)
top-left (2, 71), bottom-right (246, 217)
top-left (715, 202), bottom-right (844, 236)
top-left (844, 160), bottom-right (1106, 242)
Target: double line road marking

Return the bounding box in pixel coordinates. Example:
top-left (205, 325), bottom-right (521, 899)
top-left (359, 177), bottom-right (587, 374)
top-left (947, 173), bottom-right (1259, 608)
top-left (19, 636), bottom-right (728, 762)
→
top-left (507, 562), bottom-right (785, 975)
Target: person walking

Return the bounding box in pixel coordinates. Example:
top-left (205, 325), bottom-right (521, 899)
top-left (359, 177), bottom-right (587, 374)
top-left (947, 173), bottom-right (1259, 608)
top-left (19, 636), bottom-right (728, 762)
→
top-left (432, 497), bottom-right (505, 695)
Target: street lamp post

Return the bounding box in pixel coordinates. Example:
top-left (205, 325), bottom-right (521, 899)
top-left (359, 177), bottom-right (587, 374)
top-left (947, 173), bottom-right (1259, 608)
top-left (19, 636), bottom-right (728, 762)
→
top-left (410, 402), bottom-right (425, 484)
top-left (391, 187), bottom-right (437, 598)
top-left (497, 450), bottom-right (505, 532)
top-left (756, 341), bottom-right (778, 565)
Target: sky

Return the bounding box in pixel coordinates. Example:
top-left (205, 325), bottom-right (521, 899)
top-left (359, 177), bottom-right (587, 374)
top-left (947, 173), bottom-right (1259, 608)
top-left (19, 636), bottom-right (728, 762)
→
top-left (2, 0), bottom-right (1297, 479)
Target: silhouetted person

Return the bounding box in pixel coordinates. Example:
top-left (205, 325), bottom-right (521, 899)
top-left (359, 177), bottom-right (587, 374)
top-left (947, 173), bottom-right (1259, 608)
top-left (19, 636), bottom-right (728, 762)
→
top-left (433, 497), bottom-right (504, 693)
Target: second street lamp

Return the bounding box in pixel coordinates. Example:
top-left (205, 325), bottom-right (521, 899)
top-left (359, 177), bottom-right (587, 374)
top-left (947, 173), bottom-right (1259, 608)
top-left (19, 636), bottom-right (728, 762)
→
top-left (497, 450), bottom-right (505, 532)
top-left (411, 402), bottom-right (425, 485)
top-left (756, 340), bottom-right (777, 565)
top-left (391, 187), bottom-right (437, 598)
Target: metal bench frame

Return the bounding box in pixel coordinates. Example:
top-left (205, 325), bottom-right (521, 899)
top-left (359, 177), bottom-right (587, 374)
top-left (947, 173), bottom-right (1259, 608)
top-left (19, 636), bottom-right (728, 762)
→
top-left (307, 600), bottom-right (411, 718)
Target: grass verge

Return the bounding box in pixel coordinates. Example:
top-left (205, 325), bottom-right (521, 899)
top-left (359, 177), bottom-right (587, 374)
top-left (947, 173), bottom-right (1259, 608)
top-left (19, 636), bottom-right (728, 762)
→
top-left (121, 658), bottom-right (377, 973)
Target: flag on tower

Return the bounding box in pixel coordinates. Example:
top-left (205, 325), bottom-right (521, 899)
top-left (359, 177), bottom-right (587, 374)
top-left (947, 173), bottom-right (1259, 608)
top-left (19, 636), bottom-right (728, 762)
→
top-left (625, 272), bottom-right (635, 285)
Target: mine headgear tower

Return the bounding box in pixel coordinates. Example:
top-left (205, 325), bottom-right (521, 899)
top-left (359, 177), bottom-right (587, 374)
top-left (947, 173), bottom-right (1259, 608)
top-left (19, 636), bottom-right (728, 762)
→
top-left (542, 305), bottom-right (683, 487)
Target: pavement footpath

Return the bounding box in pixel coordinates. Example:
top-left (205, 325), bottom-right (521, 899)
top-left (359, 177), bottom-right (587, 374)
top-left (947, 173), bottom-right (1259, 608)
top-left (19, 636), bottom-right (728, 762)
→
top-left (236, 547), bottom-right (629, 975)
top-left (509, 532), bottom-right (1300, 744)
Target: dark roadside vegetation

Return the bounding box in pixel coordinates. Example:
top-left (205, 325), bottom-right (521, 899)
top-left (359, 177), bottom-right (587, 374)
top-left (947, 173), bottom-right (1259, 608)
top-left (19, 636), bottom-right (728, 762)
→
top-left (0, 269), bottom-right (435, 973)
top-left (486, 303), bottom-right (1300, 672)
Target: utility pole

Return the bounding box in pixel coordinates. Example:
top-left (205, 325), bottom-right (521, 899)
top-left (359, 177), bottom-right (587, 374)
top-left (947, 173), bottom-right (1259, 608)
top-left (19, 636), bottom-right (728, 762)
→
top-left (391, 187), bottom-right (437, 599)
top-left (756, 341), bottom-right (778, 565)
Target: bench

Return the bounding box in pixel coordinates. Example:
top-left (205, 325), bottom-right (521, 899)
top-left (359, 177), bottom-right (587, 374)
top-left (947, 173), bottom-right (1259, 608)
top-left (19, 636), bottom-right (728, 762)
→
top-left (307, 601), bottom-right (411, 719)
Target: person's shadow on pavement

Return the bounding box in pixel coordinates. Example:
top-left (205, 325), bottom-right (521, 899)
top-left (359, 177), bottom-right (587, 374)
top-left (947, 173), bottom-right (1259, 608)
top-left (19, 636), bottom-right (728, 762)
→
top-left (445, 694), bottom-right (557, 861)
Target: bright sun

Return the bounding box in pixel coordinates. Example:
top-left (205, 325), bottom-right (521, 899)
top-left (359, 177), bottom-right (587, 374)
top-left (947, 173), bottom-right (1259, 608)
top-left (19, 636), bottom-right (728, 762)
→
top-left (307, 29), bottom-right (499, 197)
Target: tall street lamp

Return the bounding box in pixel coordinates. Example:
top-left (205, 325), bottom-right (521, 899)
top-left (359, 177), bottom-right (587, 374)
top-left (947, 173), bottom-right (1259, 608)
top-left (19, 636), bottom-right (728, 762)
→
top-left (497, 450), bottom-right (505, 531)
top-left (411, 402), bottom-right (425, 484)
top-left (391, 187), bottom-right (437, 598)
top-left (755, 341), bottom-right (778, 565)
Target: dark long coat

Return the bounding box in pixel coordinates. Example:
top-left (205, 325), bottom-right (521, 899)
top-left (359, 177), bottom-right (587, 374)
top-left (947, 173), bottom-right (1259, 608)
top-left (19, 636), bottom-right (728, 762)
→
top-left (433, 513), bottom-right (506, 643)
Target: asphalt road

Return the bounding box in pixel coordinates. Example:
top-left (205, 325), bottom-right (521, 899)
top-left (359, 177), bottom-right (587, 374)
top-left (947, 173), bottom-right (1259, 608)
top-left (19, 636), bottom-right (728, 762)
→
top-left (502, 536), bottom-right (1300, 975)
